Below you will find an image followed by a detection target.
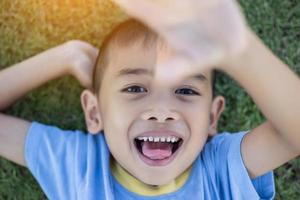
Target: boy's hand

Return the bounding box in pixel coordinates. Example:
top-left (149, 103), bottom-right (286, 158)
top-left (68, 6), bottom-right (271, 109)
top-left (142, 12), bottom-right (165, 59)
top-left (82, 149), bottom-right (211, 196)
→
top-left (112, 0), bottom-right (248, 69)
top-left (46, 40), bottom-right (98, 88)
top-left (60, 40), bottom-right (99, 89)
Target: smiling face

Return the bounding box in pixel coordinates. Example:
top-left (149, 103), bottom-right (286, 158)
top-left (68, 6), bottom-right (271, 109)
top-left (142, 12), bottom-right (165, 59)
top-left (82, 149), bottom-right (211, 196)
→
top-left (82, 41), bottom-right (225, 185)
top-left (81, 20), bottom-right (225, 186)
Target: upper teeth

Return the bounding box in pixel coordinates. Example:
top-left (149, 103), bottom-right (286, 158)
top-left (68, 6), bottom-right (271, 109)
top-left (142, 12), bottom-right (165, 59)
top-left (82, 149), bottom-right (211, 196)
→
top-left (137, 136), bottom-right (180, 143)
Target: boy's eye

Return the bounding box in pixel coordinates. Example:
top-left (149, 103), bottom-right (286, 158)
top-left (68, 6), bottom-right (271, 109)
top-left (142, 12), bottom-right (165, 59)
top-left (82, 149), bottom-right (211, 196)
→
top-left (121, 85), bottom-right (148, 93)
top-left (175, 88), bottom-right (200, 96)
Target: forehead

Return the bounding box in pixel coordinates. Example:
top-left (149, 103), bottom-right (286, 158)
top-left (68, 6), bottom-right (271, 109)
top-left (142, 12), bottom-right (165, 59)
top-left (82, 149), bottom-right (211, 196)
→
top-left (108, 39), bottom-right (158, 70)
top-left (105, 39), bottom-right (211, 83)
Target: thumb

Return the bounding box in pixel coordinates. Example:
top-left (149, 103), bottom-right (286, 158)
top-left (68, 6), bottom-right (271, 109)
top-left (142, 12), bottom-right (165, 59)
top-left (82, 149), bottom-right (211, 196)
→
top-left (112, 0), bottom-right (161, 23)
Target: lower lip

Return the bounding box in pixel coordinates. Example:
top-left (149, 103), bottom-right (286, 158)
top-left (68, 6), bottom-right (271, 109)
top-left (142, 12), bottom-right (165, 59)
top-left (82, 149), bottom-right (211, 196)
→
top-left (135, 144), bottom-right (182, 167)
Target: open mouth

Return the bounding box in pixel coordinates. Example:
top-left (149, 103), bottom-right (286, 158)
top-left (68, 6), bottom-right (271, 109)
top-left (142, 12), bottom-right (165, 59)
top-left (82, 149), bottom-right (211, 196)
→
top-left (134, 136), bottom-right (184, 166)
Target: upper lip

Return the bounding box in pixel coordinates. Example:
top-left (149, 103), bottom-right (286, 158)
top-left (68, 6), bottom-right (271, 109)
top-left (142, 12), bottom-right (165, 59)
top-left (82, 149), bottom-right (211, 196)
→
top-left (131, 120), bottom-right (188, 141)
top-left (135, 130), bottom-right (183, 140)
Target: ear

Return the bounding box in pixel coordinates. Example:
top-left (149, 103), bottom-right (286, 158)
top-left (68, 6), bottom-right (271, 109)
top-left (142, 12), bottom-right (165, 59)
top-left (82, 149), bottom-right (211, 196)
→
top-left (208, 95), bottom-right (225, 137)
top-left (80, 89), bottom-right (103, 134)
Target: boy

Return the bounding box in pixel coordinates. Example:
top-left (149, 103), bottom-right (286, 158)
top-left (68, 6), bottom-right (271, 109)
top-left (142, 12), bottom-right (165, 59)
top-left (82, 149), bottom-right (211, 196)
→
top-left (1, 1), bottom-right (300, 199)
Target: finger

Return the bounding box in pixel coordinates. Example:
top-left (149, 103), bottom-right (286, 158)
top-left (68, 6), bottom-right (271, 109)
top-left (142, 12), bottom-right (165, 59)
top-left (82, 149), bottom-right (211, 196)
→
top-left (80, 42), bottom-right (99, 64)
top-left (112, 0), bottom-right (162, 22)
top-left (67, 40), bottom-right (98, 59)
top-left (76, 40), bottom-right (99, 59)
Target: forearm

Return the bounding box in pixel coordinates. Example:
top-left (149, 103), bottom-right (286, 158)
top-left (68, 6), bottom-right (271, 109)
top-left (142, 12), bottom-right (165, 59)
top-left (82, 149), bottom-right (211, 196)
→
top-left (0, 40), bottom-right (98, 111)
top-left (218, 30), bottom-right (300, 151)
top-left (0, 49), bottom-right (69, 111)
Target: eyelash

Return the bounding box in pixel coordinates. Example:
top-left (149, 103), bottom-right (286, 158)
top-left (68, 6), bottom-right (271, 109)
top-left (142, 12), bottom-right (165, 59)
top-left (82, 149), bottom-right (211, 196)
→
top-left (121, 85), bottom-right (200, 96)
top-left (121, 85), bottom-right (148, 93)
top-left (175, 88), bottom-right (200, 96)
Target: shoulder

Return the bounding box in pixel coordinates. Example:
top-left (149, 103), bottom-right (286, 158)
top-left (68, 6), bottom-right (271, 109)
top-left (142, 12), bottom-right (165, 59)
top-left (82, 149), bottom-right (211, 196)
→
top-left (26, 121), bottom-right (105, 144)
top-left (203, 131), bottom-right (248, 154)
top-left (199, 131), bottom-right (275, 199)
top-left (25, 121), bottom-right (106, 171)
top-left (198, 131), bottom-right (248, 169)
top-left (25, 121), bottom-right (109, 199)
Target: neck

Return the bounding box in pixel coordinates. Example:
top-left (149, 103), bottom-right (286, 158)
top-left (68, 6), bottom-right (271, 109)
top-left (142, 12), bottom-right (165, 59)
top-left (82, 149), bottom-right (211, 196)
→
top-left (110, 157), bottom-right (192, 196)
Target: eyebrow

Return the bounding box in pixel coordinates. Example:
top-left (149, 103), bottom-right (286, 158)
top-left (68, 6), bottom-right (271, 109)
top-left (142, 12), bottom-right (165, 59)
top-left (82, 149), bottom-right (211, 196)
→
top-left (188, 74), bottom-right (208, 83)
top-left (117, 68), bottom-right (153, 77)
top-left (117, 67), bottom-right (207, 83)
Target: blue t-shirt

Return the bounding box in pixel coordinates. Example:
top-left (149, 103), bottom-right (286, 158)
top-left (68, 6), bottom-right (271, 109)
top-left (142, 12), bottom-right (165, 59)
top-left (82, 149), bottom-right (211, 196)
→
top-left (25, 122), bottom-right (275, 200)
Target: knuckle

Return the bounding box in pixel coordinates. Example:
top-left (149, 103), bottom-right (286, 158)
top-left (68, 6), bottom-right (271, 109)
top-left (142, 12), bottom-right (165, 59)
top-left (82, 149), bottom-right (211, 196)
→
top-left (73, 54), bottom-right (92, 68)
top-left (65, 40), bottom-right (85, 50)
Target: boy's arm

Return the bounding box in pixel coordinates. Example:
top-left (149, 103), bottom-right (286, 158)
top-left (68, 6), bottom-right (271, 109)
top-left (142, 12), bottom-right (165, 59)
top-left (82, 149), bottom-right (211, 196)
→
top-left (0, 40), bottom-right (98, 166)
top-left (219, 30), bottom-right (300, 179)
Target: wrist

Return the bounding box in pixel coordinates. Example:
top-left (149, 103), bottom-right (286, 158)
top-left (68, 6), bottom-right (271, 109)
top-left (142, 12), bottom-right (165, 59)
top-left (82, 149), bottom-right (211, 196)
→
top-left (215, 28), bottom-right (258, 72)
top-left (44, 42), bottom-right (77, 77)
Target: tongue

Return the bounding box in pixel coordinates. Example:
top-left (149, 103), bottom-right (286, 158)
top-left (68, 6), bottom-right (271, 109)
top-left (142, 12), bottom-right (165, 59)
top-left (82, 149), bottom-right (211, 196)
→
top-left (141, 141), bottom-right (173, 160)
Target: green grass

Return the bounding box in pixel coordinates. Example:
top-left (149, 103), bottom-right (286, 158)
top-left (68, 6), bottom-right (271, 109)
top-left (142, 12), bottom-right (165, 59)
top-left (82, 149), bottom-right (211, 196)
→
top-left (0, 0), bottom-right (299, 199)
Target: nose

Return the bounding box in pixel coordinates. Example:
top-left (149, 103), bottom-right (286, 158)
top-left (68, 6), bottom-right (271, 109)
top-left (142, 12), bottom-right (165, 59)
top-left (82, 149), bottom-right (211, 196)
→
top-left (141, 108), bottom-right (180, 123)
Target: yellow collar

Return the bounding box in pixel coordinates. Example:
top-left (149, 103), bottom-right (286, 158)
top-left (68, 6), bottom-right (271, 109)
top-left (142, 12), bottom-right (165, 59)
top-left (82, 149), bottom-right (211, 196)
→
top-left (110, 158), bottom-right (192, 196)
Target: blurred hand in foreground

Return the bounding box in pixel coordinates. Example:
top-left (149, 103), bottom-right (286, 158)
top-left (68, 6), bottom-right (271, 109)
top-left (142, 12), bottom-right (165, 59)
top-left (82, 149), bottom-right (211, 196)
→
top-left (112, 0), bottom-right (249, 71)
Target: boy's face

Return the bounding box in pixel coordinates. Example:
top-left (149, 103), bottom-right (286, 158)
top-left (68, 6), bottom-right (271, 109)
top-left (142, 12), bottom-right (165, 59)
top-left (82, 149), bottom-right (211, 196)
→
top-left (84, 39), bottom-right (224, 186)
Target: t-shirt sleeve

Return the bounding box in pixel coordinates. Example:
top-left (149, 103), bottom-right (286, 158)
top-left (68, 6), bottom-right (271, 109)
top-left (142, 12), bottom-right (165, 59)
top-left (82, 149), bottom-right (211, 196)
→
top-left (207, 132), bottom-right (275, 199)
top-left (25, 121), bottom-right (88, 200)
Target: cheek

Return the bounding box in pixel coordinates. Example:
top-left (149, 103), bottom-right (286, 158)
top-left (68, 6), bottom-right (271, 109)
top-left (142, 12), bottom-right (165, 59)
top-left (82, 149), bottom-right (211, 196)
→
top-left (188, 110), bottom-right (210, 141)
top-left (182, 99), bottom-right (211, 123)
top-left (183, 101), bottom-right (211, 143)
top-left (100, 99), bottom-right (134, 160)
top-left (101, 95), bottom-right (142, 137)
